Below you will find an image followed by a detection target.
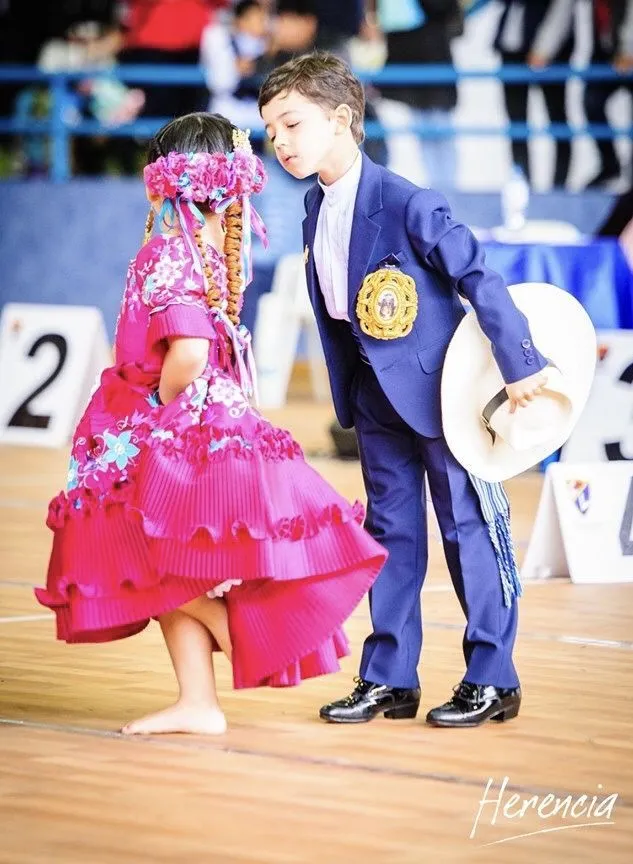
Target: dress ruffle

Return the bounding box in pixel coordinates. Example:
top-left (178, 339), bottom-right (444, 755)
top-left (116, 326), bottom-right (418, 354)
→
top-left (35, 235), bottom-right (387, 688)
top-left (36, 388), bottom-right (386, 688)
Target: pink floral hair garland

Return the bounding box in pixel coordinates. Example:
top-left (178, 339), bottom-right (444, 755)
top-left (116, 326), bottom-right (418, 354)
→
top-left (143, 149), bottom-right (267, 205)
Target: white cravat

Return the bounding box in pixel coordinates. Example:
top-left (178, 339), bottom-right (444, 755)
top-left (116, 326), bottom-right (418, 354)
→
top-left (313, 151), bottom-right (363, 322)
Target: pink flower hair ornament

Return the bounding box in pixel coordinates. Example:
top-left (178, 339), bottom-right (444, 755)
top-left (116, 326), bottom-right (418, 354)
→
top-left (143, 148), bottom-right (267, 204)
top-left (143, 128), bottom-right (269, 291)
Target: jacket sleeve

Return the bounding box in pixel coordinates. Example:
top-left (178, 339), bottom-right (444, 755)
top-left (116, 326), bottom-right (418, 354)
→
top-left (404, 188), bottom-right (549, 384)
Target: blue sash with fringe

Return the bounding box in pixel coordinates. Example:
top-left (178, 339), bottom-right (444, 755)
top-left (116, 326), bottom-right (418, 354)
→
top-left (468, 474), bottom-right (522, 608)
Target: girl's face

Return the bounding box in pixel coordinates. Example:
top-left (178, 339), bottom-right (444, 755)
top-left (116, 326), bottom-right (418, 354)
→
top-left (261, 89), bottom-right (349, 179)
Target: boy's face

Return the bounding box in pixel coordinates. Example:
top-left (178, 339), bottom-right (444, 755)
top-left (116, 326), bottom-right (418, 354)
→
top-left (261, 89), bottom-right (345, 180)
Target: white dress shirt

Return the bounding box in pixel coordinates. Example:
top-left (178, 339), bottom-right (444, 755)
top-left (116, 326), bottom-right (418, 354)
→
top-left (313, 151), bottom-right (363, 322)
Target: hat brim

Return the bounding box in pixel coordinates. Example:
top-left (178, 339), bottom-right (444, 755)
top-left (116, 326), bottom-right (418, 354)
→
top-left (441, 283), bottom-right (597, 482)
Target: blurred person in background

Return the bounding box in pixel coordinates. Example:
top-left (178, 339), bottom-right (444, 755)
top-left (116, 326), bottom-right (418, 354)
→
top-left (84, 1), bottom-right (230, 171)
top-left (368, 0), bottom-right (463, 190)
top-left (494, 0), bottom-right (575, 188)
top-left (528, 0), bottom-right (633, 188)
top-left (37, 18), bottom-right (146, 175)
top-left (87, 1), bottom-right (230, 118)
top-left (0, 0), bottom-right (119, 174)
top-left (201, 0), bottom-right (271, 135)
top-left (269, 0), bottom-right (365, 62)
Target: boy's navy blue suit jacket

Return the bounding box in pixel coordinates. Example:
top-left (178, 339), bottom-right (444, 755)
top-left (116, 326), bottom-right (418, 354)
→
top-left (302, 153), bottom-right (547, 439)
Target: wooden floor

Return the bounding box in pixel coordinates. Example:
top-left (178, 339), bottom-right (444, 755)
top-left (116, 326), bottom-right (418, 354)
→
top-left (1, 399), bottom-right (632, 863)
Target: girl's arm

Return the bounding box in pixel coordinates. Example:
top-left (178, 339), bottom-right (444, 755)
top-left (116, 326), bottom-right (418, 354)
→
top-left (159, 337), bottom-right (210, 404)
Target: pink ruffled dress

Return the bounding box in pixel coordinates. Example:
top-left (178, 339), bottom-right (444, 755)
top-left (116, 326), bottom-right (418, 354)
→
top-left (35, 235), bottom-right (387, 688)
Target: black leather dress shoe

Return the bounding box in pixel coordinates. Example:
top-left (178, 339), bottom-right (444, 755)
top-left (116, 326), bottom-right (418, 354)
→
top-left (426, 681), bottom-right (521, 728)
top-left (319, 677), bottom-right (421, 724)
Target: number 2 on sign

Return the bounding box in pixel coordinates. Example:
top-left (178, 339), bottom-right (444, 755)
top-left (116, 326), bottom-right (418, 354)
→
top-left (8, 333), bottom-right (68, 429)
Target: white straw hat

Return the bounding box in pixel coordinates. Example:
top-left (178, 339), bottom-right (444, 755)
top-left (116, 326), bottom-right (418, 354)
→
top-left (441, 283), bottom-right (597, 482)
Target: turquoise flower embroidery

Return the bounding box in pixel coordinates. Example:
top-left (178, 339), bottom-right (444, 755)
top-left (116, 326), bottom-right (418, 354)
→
top-left (142, 274), bottom-right (158, 305)
top-left (66, 456), bottom-right (80, 491)
top-left (209, 434), bottom-right (251, 453)
top-left (146, 391), bottom-right (161, 409)
top-left (102, 430), bottom-right (140, 470)
top-left (189, 379), bottom-right (207, 411)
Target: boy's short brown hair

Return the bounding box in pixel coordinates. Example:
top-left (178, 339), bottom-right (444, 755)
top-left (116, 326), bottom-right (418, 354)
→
top-left (258, 52), bottom-right (366, 144)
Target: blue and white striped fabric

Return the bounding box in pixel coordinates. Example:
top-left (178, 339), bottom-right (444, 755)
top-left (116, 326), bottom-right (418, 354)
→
top-left (468, 473), bottom-right (522, 608)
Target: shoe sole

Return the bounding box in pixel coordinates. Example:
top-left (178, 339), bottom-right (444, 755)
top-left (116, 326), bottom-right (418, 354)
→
top-left (319, 703), bottom-right (420, 723)
top-left (426, 703), bottom-right (520, 728)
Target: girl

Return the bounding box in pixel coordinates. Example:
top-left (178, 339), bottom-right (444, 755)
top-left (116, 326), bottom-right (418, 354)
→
top-left (35, 112), bottom-right (387, 735)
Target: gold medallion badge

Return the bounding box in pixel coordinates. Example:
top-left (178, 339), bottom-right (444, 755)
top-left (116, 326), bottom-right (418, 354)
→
top-left (356, 267), bottom-right (418, 339)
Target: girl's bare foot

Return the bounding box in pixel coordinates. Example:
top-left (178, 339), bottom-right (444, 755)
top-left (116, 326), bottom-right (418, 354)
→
top-left (120, 701), bottom-right (227, 736)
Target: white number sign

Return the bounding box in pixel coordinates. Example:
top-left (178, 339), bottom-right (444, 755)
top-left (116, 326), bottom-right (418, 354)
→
top-left (0, 303), bottom-right (112, 448)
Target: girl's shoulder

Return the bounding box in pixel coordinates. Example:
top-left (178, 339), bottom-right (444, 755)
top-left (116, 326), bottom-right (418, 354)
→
top-left (132, 235), bottom-right (202, 288)
top-left (133, 235), bottom-right (207, 312)
top-left (133, 234), bottom-right (189, 272)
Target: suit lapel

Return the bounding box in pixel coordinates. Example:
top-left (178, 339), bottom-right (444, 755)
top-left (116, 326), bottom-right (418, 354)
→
top-left (302, 184), bottom-right (324, 311)
top-left (348, 154), bottom-right (382, 316)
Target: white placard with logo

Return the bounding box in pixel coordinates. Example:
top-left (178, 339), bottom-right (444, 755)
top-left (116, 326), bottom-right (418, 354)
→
top-left (0, 303), bottom-right (112, 448)
top-left (521, 461), bottom-right (633, 584)
top-left (561, 330), bottom-right (633, 463)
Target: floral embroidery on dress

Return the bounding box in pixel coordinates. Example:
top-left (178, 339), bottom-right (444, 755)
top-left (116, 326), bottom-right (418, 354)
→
top-left (59, 233), bottom-right (286, 511)
top-left (102, 430), bottom-right (141, 470)
top-left (153, 250), bottom-right (185, 288)
top-left (151, 429), bottom-right (174, 441)
top-left (66, 456), bottom-right (80, 491)
top-left (207, 370), bottom-right (249, 418)
top-left (140, 237), bottom-right (226, 318)
top-left (209, 434), bottom-right (251, 453)
top-left (181, 378), bottom-right (209, 423)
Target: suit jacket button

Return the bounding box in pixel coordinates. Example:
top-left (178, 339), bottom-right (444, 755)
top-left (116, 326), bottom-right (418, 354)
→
top-left (521, 339), bottom-right (531, 349)
top-left (526, 356), bottom-right (535, 365)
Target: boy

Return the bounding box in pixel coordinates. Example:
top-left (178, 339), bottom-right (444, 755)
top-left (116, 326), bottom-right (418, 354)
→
top-left (259, 53), bottom-right (547, 727)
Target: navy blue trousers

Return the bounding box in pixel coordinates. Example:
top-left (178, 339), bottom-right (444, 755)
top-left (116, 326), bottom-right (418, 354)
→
top-left (351, 363), bottom-right (520, 690)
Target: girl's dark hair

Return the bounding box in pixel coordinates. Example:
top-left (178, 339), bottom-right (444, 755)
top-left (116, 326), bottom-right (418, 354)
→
top-left (145, 112), bottom-right (244, 327)
top-left (147, 111), bottom-right (234, 165)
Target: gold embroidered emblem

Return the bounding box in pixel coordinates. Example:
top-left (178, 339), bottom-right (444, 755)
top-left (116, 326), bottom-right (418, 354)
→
top-left (356, 267), bottom-right (417, 339)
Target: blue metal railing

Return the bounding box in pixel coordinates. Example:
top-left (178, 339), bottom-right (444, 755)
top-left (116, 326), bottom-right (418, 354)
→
top-left (0, 62), bottom-right (631, 181)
